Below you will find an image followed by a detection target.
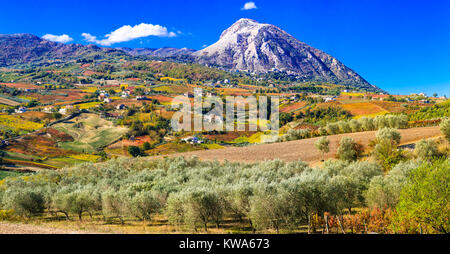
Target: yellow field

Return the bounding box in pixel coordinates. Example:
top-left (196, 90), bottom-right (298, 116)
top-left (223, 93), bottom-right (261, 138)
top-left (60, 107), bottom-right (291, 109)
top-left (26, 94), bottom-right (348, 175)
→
top-left (0, 114), bottom-right (43, 133)
top-left (80, 87), bottom-right (98, 93)
top-left (68, 154), bottom-right (101, 162)
top-left (160, 77), bottom-right (186, 82)
top-left (341, 92), bottom-right (365, 97)
top-left (341, 102), bottom-right (388, 118)
top-left (75, 101), bottom-right (102, 109)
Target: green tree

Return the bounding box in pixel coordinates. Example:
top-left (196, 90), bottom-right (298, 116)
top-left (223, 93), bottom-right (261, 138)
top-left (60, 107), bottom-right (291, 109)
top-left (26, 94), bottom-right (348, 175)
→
top-left (142, 142), bottom-right (152, 151)
top-left (336, 137), bottom-right (362, 162)
top-left (2, 188), bottom-right (45, 218)
top-left (314, 136), bottom-right (330, 160)
top-left (440, 118), bottom-right (450, 141)
top-left (373, 128), bottom-right (403, 171)
top-left (128, 146), bottom-right (142, 157)
top-left (393, 159), bottom-right (449, 233)
top-left (414, 139), bottom-right (440, 160)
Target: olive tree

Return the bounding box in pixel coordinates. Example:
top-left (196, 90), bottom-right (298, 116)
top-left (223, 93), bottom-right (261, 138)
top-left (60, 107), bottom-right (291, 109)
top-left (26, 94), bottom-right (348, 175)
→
top-left (373, 128), bottom-right (403, 171)
top-left (393, 159), bottom-right (450, 233)
top-left (365, 160), bottom-right (420, 209)
top-left (376, 127), bottom-right (401, 145)
top-left (336, 137), bottom-right (362, 162)
top-left (52, 187), bottom-right (100, 221)
top-left (2, 188), bottom-right (45, 218)
top-left (440, 118), bottom-right (450, 141)
top-left (315, 136), bottom-right (330, 160)
top-left (249, 188), bottom-right (290, 233)
top-left (414, 139), bottom-right (440, 160)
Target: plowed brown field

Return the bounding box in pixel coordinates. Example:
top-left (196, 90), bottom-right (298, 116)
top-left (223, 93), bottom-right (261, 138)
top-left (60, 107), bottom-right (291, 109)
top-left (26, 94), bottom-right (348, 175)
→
top-left (157, 126), bottom-right (441, 163)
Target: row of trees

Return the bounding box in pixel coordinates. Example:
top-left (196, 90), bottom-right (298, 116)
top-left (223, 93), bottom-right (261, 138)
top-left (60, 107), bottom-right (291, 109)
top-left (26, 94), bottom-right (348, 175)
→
top-left (0, 152), bottom-right (447, 233)
top-left (282, 114), bottom-right (410, 142)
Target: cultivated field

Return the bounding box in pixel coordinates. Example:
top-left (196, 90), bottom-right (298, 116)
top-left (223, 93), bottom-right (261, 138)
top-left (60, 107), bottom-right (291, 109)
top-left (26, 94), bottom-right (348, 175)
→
top-left (52, 113), bottom-right (128, 153)
top-left (161, 126), bottom-right (442, 163)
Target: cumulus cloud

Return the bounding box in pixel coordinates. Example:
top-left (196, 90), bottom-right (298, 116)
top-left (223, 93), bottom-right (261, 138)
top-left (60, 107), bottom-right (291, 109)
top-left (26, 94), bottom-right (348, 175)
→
top-left (81, 23), bottom-right (177, 46)
top-left (42, 34), bottom-right (73, 43)
top-left (241, 2), bottom-right (257, 10)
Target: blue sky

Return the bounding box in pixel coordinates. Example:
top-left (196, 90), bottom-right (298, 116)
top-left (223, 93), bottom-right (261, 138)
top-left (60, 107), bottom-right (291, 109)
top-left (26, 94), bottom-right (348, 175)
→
top-left (1, 0), bottom-right (449, 96)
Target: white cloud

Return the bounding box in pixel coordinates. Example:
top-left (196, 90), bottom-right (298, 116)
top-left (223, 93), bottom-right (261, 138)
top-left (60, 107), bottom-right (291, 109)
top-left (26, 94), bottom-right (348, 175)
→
top-left (241, 2), bottom-right (257, 10)
top-left (82, 23), bottom-right (177, 46)
top-left (42, 34), bottom-right (73, 43)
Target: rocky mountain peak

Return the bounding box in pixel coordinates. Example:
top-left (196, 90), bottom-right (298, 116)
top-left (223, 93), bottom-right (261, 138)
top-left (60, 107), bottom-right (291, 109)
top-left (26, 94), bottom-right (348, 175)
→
top-left (195, 18), bottom-right (376, 89)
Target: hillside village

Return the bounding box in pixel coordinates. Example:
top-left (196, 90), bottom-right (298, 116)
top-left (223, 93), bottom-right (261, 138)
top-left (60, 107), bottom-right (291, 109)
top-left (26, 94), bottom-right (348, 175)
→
top-left (0, 59), bottom-right (447, 172)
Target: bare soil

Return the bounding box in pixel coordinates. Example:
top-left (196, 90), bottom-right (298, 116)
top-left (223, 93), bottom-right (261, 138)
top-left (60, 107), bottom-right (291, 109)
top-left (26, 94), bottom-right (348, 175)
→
top-left (0, 222), bottom-right (97, 234)
top-left (158, 126), bottom-right (441, 163)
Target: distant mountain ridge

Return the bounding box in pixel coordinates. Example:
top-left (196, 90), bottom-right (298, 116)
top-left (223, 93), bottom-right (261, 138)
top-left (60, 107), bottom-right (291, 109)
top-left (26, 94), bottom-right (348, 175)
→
top-left (118, 47), bottom-right (195, 57)
top-left (195, 18), bottom-right (374, 88)
top-left (0, 20), bottom-right (378, 91)
top-left (0, 34), bottom-right (194, 66)
top-left (0, 33), bottom-right (127, 66)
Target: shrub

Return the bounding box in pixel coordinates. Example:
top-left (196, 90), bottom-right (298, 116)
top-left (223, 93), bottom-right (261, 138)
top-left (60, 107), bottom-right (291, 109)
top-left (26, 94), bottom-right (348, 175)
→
top-left (0, 209), bottom-right (15, 221)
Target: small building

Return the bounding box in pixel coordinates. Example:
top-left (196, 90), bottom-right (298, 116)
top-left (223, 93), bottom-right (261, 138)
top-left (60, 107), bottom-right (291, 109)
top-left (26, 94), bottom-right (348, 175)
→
top-left (136, 96), bottom-right (148, 101)
top-left (324, 96), bottom-right (336, 103)
top-left (116, 104), bottom-right (126, 110)
top-left (15, 106), bottom-right (27, 113)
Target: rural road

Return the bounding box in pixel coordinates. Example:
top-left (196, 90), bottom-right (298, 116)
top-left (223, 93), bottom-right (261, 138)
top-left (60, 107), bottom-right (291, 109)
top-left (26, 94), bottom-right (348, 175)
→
top-left (159, 126), bottom-right (442, 163)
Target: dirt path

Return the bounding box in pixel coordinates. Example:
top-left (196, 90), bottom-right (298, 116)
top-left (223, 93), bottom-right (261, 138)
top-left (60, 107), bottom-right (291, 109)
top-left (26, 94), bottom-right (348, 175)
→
top-left (0, 222), bottom-right (97, 234)
top-left (159, 126), bottom-right (441, 163)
